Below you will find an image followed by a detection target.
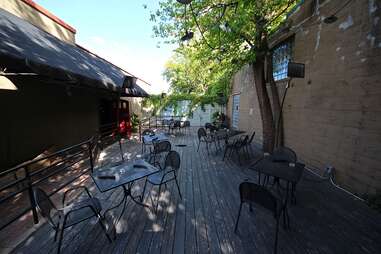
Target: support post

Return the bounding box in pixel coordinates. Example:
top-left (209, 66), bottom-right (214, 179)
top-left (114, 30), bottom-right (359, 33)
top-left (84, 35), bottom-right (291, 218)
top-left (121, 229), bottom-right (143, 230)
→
top-left (275, 79), bottom-right (291, 148)
top-left (25, 166), bottom-right (39, 224)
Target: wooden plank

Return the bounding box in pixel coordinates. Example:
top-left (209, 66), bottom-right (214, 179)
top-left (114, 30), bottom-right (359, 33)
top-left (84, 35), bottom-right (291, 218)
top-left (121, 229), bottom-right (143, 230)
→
top-left (9, 130), bottom-right (381, 254)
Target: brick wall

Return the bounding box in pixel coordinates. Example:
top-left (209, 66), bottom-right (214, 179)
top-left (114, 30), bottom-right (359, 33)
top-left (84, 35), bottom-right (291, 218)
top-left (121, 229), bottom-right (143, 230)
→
top-left (227, 0), bottom-right (381, 195)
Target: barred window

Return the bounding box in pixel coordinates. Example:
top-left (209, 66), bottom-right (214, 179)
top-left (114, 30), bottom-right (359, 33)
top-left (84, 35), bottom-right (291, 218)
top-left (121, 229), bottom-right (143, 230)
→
top-left (272, 40), bottom-right (293, 81)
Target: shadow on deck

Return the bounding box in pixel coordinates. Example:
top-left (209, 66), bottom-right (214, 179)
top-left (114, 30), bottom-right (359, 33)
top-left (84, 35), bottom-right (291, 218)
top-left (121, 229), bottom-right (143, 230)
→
top-left (8, 128), bottom-right (381, 254)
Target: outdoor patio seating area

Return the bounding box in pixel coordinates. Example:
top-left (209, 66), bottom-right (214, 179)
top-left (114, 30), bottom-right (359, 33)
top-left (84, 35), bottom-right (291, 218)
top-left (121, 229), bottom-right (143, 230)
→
top-left (10, 127), bottom-right (381, 254)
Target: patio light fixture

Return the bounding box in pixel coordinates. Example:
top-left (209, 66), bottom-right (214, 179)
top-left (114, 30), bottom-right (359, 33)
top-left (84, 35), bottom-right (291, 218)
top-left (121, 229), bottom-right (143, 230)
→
top-left (180, 30), bottom-right (194, 41)
top-left (0, 75), bottom-right (18, 90)
top-left (275, 62), bottom-right (305, 147)
top-left (176, 0), bottom-right (192, 4)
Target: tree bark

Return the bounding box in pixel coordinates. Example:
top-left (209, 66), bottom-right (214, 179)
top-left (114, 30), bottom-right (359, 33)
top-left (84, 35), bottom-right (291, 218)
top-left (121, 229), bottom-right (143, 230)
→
top-left (252, 56), bottom-right (275, 153)
top-left (266, 54), bottom-right (283, 148)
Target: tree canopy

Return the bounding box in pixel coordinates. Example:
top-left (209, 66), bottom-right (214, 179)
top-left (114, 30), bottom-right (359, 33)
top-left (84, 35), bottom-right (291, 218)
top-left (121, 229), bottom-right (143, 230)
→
top-left (147, 0), bottom-right (299, 150)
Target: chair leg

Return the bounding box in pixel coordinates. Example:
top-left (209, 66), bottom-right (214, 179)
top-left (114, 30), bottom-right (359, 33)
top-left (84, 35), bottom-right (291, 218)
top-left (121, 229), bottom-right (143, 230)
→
top-left (291, 183), bottom-right (296, 205)
top-left (223, 147), bottom-right (229, 161)
top-left (155, 184), bottom-right (162, 213)
top-left (54, 218), bottom-right (60, 242)
top-left (141, 178), bottom-right (148, 202)
top-left (274, 217), bottom-right (280, 254)
top-left (234, 203), bottom-right (243, 233)
top-left (175, 177), bottom-right (182, 200)
top-left (56, 216), bottom-right (67, 254)
top-left (236, 149), bottom-right (241, 165)
top-left (97, 215), bottom-right (112, 243)
top-left (54, 227), bottom-right (59, 242)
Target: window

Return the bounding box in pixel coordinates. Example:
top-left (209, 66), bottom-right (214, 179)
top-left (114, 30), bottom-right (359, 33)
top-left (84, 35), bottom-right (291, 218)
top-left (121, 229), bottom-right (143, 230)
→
top-left (272, 39), bottom-right (293, 81)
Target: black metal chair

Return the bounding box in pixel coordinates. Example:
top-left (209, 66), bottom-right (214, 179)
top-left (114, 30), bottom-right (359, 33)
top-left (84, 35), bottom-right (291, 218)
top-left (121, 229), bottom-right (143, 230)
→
top-left (272, 146), bottom-right (297, 163)
top-left (197, 127), bottom-right (217, 155)
top-left (168, 120), bottom-right (181, 134)
top-left (223, 135), bottom-right (249, 165)
top-left (205, 122), bottom-right (218, 133)
top-left (267, 146), bottom-right (298, 203)
top-left (183, 120), bottom-right (191, 134)
top-left (142, 151), bottom-right (182, 212)
top-left (174, 120), bottom-right (182, 133)
top-left (34, 187), bottom-right (112, 254)
top-left (204, 122), bottom-right (212, 131)
top-left (245, 131), bottom-right (256, 154)
top-left (141, 129), bottom-right (155, 153)
top-left (234, 181), bottom-right (285, 254)
top-left (145, 140), bottom-right (172, 168)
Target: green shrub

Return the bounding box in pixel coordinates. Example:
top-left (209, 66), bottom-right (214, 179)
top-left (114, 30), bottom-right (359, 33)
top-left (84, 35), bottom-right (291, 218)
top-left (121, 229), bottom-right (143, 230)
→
top-left (131, 113), bottom-right (139, 133)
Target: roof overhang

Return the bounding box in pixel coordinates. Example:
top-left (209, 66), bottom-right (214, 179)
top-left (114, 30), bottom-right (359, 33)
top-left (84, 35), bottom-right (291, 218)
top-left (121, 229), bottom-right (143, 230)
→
top-left (0, 8), bottom-right (149, 97)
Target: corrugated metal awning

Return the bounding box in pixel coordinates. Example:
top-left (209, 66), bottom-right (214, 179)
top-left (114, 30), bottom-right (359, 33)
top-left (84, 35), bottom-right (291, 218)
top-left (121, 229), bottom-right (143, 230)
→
top-left (0, 8), bottom-right (148, 97)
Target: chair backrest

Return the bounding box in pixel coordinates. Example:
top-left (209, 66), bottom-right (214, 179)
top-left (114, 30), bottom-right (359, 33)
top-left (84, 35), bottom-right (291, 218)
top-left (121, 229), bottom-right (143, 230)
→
top-left (237, 135), bottom-right (249, 147)
top-left (142, 129), bottom-right (155, 136)
top-left (153, 140), bottom-right (171, 154)
top-left (34, 188), bottom-right (58, 227)
top-left (197, 128), bottom-right (207, 140)
top-left (239, 182), bottom-right (278, 217)
top-left (209, 125), bottom-right (219, 132)
top-left (174, 120), bottom-right (181, 128)
top-left (162, 119), bottom-right (169, 126)
top-left (248, 131), bottom-right (256, 144)
top-left (164, 150), bottom-right (181, 170)
top-left (204, 122), bottom-right (212, 130)
top-left (272, 146), bottom-right (297, 163)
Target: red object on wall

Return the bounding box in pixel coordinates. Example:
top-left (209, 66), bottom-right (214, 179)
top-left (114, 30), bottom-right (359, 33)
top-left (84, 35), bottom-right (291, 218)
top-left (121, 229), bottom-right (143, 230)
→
top-left (126, 120), bottom-right (132, 139)
top-left (119, 120), bottom-right (127, 136)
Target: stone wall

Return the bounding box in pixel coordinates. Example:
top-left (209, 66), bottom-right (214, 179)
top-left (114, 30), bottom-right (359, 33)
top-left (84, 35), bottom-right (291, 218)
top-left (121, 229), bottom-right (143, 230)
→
top-left (227, 0), bottom-right (381, 195)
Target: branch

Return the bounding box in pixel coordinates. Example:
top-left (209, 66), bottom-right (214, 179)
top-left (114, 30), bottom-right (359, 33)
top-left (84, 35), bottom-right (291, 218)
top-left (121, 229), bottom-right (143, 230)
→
top-left (189, 3), bottom-right (216, 50)
top-left (198, 2), bottom-right (238, 15)
top-left (264, 0), bottom-right (297, 27)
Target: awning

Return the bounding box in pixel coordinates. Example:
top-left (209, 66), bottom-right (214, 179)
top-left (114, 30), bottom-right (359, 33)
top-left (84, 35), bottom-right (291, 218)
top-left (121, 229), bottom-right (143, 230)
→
top-left (0, 8), bottom-right (148, 97)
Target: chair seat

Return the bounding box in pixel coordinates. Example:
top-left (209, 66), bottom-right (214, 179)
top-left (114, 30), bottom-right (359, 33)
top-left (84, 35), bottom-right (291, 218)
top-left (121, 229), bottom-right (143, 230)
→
top-left (147, 170), bottom-right (175, 185)
top-left (58, 198), bottom-right (102, 227)
top-left (142, 152), bottom-right (153, 161)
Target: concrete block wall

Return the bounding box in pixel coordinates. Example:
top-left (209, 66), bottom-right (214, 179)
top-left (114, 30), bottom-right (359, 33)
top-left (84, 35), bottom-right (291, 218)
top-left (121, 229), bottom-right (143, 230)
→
top-left (227, 0), bottom-right (381, 195)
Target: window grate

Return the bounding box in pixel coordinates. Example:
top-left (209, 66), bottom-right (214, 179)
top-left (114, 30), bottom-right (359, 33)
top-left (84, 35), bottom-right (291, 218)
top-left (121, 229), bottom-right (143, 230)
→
top-left (272, 40), bottom-right (293, 81)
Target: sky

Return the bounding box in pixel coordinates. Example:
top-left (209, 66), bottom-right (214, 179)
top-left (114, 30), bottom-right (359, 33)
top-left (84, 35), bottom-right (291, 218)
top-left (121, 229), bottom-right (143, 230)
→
top-left (35, 0), bottom-right (175, 94)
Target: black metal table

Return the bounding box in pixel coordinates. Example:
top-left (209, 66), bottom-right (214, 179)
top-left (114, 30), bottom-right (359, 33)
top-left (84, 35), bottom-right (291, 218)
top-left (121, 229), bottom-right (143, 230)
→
top-left (213, 129), bottom-right (245, 150)
top-left (91, 159), bottom-right (160, 231)
top-left (142, 133), bottom-right (168, 144)
top-left (249, 157), bottom-right (305, 228)
top-left (142, 133), bottom-right (168, 152)
top-left (214, 129), bottom-right (245, 139)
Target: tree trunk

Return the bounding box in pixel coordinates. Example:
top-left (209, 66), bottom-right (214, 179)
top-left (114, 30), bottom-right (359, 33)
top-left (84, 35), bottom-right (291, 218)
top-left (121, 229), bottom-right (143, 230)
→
top-left (252, 56), bottom-right (275, 153)
top-left (266, 54), bottom-right (283, 148)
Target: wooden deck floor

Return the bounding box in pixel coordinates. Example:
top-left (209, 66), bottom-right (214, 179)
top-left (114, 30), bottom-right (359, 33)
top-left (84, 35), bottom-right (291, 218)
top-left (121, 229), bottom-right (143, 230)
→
top-left (10, 129), bottom-right (381, 254)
